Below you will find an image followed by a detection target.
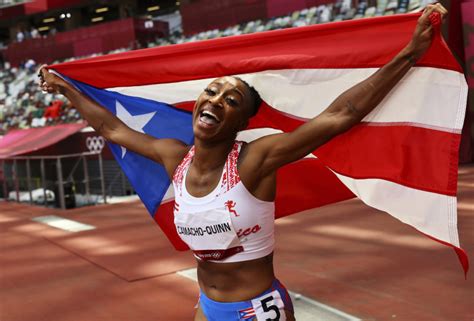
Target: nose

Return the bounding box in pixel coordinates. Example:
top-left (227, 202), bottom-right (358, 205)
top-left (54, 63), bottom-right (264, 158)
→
top-left (208, 93), bottom-right (224, 109)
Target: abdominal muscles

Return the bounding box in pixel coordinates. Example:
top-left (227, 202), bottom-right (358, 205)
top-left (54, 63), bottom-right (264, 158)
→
top-left (197, 253), bottom-right (275, 302)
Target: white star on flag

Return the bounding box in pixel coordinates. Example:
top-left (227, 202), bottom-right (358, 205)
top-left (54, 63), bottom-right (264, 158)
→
top-left (115, 100), bottom-right (156, 158)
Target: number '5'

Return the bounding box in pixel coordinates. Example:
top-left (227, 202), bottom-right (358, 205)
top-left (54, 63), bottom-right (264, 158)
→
top-left (261, 296), bottom-right (280, 321)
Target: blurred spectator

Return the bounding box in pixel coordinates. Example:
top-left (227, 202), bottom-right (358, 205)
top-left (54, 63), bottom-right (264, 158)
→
top-left (31, 101), bottom-right (46, 127)
top-left (24, 59), bottom-right (36, 73)
top-left (44, 99), bottom-right (63, 119)
top-left (32, 101), bottom-right (44, 119)
top-left (30, 27), bottom-right (39, 39)
top-left (320, 5), bottom-right (332, 23)
top-left (16, 30), bottom-right (24, 42)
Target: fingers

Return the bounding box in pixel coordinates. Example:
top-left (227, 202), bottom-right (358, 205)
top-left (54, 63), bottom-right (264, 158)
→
top-left (41, 83), bottom-right (48, 93)
top-left (433, 3), bottom-right (448, 22)
top-left (434, 3), bottom-right (448, 17)
top-left (37, 64), bottom-right (48, 80)
top-left (422, 3), bottom-right (436, 15)
top-left (419, 3), bottom-right (447, 31)
top-left (40, 79), bottom-right (53, 93)
top-left (37, 64), bottom-right (47, 89)
top-left (37, 64), bottom-right (55, 93)
top-left (423, 3), bottom-right (448, 20)
top-left (41, 85), bottom-right (56, 94)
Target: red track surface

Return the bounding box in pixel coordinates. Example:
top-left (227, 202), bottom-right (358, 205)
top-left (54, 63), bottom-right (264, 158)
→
top-left (1, 165), bottom-right (473, 321)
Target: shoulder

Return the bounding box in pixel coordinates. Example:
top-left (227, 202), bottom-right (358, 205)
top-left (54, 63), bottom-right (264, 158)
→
top-left (157, 139), bottom-right (192, 179)
top-left (237, 132), bottom-right (286, 173)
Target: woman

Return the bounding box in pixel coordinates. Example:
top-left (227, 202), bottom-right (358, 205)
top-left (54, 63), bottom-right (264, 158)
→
top-left (39, 4), bottom-right (447, 320)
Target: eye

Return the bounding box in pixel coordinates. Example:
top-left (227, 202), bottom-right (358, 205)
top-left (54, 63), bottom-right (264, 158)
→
top-left (226, 97), bottom-right (238, 106)
top-left (204, 88), bottom-right (216, 96)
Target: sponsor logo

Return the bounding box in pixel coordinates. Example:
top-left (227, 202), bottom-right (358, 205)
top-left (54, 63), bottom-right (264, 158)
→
top-left (194, 246), bottom-right (244, 261)
top-left (225, 200), bottom-right (239, 217)
top-left (237, 224), bottom-right (261, 238)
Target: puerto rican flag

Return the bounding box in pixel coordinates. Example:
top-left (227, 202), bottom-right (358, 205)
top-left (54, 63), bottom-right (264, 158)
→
top-left (238, 307), bottom-right (257, 320)
top-left (50, 13), bottom-right (469, 275)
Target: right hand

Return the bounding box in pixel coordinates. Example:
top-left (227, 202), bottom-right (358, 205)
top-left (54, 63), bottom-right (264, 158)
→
top-left (38, 65), bottom-right (69, 94)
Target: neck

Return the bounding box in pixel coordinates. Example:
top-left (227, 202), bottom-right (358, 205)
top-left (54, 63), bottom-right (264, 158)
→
top-left (192, 138), bottom-right (235, 172)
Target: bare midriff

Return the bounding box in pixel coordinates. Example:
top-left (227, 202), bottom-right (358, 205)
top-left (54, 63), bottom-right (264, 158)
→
top-left (197, 252), bottom-right (275, 302)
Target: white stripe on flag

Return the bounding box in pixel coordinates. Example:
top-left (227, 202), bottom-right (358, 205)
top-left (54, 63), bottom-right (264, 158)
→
top-left (331, 170), bottom-right (460, 247)
top-left (237, 127), bottom-right (282, 142)
top-left (109, 67), bottom-right (467, 131)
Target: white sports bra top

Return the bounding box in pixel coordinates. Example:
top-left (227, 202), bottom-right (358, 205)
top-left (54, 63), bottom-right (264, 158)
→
top-left (172, 141), bottom-right (275, 263)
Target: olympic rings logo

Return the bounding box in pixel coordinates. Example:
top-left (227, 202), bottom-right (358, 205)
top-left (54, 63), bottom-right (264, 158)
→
top-left (86, 136), bottom-right (105, 153)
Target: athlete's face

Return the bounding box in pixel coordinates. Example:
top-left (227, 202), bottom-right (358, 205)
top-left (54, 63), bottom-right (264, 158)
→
top-left (193, 76), bottom-right (253, 142)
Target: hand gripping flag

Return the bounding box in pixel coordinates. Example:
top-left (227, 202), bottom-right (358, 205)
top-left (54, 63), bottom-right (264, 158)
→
top-left (50, 13), bottom-right (469, 275)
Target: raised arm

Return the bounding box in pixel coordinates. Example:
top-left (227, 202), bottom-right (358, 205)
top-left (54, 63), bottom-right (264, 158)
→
top-left (39, 67), bottom-right (188, 176)
top-left (247, 3), bottom-right (447, 177)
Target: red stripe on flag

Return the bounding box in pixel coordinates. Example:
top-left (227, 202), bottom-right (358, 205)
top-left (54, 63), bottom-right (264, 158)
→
top-left (51, 13), bottom-right (461, 88)
top-left (174, 101), bottom-right (195, 112)
top-left (248, 103), bottom-right (305, 131)
top-left (275, 158), bottom-right (355, 218)
top-left (315, 124), bottom-right (460, 196)
top-left (172, 101), bottom-right (305, 131)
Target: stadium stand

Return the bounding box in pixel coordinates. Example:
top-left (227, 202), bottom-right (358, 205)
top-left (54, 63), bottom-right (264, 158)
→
top-left (0, 0), bottom-right (430, 136)
top-left (0, 60), bottom-right (80, 134)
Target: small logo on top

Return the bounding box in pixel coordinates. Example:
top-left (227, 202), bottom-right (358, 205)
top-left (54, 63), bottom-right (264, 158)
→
top-left (225, 200), bottom-right (239, 217)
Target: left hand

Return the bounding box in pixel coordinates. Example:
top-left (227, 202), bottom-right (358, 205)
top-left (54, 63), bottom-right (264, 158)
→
top-left (408, 3), bottom-right (448, 59)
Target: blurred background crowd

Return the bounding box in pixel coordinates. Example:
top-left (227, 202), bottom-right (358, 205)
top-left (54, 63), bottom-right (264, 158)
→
top-left (0, 0), bottom-right (460, 135)
top-left (0, 63), bottom-right (80, 133)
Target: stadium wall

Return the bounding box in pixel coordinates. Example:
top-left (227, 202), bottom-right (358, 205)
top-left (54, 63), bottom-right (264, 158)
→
top-left (266, 0), bottom-right (335, 18)
top-left (180, 0), bottom-right (266, 35)
top-left (4, 18), bottom-right (168, 66)
top-left (180, 0), bottom-right (334, 35)
top-left (0, 0), bottom-right (84, 18)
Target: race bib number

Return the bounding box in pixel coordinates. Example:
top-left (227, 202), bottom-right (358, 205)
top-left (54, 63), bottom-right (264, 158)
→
top-left (251, 290), bottom-right (286, 321)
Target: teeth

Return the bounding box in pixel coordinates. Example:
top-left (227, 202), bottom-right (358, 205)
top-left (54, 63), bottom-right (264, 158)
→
top-left (201, 110), bottom-right (220, 122)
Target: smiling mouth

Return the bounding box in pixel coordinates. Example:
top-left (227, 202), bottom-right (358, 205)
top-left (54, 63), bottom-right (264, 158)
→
top-left (199, 110), bottom-right (221, 125)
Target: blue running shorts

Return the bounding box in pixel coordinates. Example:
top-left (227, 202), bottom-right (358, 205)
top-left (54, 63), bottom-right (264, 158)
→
top-left (199, 278), bottom-right (294, 321)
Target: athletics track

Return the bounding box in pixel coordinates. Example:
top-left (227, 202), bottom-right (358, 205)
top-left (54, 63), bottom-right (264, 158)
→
top-left (1, 165), bottom-right (473, 321)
